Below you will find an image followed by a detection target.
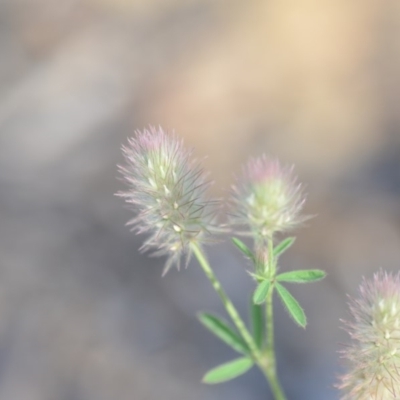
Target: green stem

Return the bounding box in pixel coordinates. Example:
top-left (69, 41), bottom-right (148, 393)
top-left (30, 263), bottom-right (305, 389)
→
top-left (191, 242), bottom-right (286, 399)
top-left (268, 236), bottom-right (276, 278)
top-left (190, 242), bottom-right (260, 359)
top-left (264, 285), bottom-right (286, 399)
top-left (263, 238), bottom-right (286, 400)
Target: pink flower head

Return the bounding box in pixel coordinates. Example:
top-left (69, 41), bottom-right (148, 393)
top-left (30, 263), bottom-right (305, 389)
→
top-left (338, 270), bottom-right (400, 400)
top-left (247, 158), bottom-right (283, 184)
top-left (230, 155), bottom-right (306, 240)
top-left (117, 127), bottom-right (219, 274)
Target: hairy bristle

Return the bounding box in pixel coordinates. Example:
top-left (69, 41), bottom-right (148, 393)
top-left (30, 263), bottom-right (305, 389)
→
top-left (117, 126), bottom-right (220, 274)
top-left (229, 155), bottom-right (307, 240)
top-left (338, 270), bottom-right (400, 400)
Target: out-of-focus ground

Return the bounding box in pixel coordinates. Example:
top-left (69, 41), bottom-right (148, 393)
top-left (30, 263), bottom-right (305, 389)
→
top-left (1, 0), bottom-right (400, 399)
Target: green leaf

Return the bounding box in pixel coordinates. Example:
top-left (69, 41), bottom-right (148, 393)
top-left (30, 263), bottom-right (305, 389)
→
top-left (273, 237), bottom-right (296, 258)
top-left (253, 280), bottom-right (271, 305)
top-left (277, 269), bottom-right (326, 283)
top-left (198, 313), bottom-right (249, 354)
top-left (276, 283), bottom-right (307, 328)
top-left (250, 301), bottom-right (264, 349)
top-left (232, 238), bottom-right (254, 261)
top-left (202, 357), bottom-right (254, 384)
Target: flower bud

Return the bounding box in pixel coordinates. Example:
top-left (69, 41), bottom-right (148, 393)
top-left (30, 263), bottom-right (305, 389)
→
top-left (338, 270), bottom-right (400, 399)
top-left (117, 127), bottom-right (219, 274)
top-left (230, 156), bottom-right (306, 240)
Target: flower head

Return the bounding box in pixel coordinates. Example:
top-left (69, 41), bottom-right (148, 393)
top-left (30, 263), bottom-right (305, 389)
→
top-left (117, 127), bottom-right (219, 274)
top-left (229, 155), bottom-right (306, 240)
top-left (338, 270), bottom-right (400, 400)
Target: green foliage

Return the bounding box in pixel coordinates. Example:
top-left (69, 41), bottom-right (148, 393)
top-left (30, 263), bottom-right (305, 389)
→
top-left (198, 313), bottom-right (250, 354)
top-left (273, 237), bottom-right (296, 258)
top-left (275, 283), bottom-right (306, 328)
top-left (202, 357), bottom-right (254, 384)
top-left (277, 269), bottom-right (326, 283)
top-left (231, 238), bottom-right (254, 262)
top-left (253, 280), bottom-right (271, 305)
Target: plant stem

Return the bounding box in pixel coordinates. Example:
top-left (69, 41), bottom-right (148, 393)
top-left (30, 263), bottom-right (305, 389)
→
top-left (264, 284), bottom-right (286, 399)
top-left (263, 238), bottom-right (286, 400)
top-left (191, 242), bottom-right (286, 400)
top-left (190, 242), bottom-right (260, 358)
top-left (267, 236), bottom-right (276, 277)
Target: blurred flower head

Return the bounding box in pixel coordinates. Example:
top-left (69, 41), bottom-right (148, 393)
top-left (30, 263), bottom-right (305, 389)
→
top-left (229, 155), bottom-right (306, 240)
top-left (338, 270), bottom-right (400, 400)
top-left (117, 126), bottom-right (219, 274)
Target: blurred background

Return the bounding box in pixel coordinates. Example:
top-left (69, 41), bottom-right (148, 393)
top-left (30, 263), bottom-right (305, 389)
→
top-left (1, 0), bottom-right (400, 399)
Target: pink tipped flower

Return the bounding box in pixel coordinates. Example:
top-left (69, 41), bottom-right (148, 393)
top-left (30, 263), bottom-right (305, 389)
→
top-left (117, 127), bottom-right (219, 274)
top-left (338, 270), bottom-right (400, 400)
top-left (230, 155), bottom-right (306, 240)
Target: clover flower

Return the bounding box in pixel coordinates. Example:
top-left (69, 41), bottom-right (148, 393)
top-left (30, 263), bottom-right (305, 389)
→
top-left (117, 127), bottom-right (219, 274)
top-left (338, 270), bottom-right (400, 400)
top-left (229, 155), bottom-right (306, 241)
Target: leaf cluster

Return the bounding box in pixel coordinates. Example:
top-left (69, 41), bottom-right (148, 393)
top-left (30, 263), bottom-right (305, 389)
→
top-left (199, 236), bottom-right (326, 384)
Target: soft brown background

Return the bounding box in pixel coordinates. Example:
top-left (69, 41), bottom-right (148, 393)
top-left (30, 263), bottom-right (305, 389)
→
top-left (1, 1), bottom-right (400, 399)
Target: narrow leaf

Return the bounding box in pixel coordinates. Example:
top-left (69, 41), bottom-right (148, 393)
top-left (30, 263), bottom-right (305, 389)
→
top-left (202, 357), bottom-right (254, 384)
top-left (276, 283), bottom-right (307, 328)
top-left (198, 313), bottom-right (249, 354)
top-left (253, 280), bottom-right (271, 305)
top-left (277, 269), bottom-right (326, 283)
top-left (232, 238), bottom-right (254, 261)
top-left (251, 301), bottom-right (264, 349)
top-left (273, 237), bottom-right (296, 258)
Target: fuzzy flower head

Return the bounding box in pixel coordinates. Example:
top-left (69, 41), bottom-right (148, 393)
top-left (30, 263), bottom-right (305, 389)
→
top-left (230, 155), bottom-right (306, 240)
top-left (117, 127), bottom-right (219, 274)
top-left (338, 270), bottom-right (400, 400)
